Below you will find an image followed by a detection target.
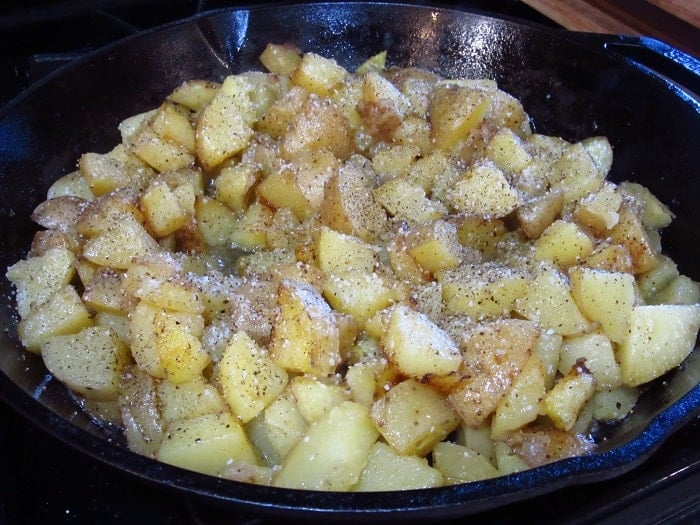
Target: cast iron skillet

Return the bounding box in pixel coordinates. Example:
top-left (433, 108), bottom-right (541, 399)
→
top-left (0, 2), bottom-right (699, 521)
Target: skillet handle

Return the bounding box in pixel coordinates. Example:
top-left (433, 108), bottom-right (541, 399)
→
top-left (565, 33), bottom-right (699, 98)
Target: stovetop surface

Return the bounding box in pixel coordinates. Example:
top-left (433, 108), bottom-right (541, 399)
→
top-left (0, 2), bottom-right (698, 524)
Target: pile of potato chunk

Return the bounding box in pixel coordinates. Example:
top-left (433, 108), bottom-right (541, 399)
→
top-left (7, 44), bottom-right (700, 491)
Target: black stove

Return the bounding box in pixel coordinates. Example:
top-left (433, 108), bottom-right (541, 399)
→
top-left (1, 2), bottom-right (698, 524)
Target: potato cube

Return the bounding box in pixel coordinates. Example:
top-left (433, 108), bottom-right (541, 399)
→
top-left (130, 127), bottom-right (194, 173)
top-left (140, 181), bottom-right (190, 237)
top-left (381, 304), bottom-right (462, 380)
top-left (534, 220), bottom-right (594, 268)
top-left (439, 262), bottom-right (528, 320)
top-left (448, 319), bottom-right (536, 426)
top-left (195, 75), bottom-right (256, 171)
top-left (651, 275), bottom-right (700, 305)
top-left (230, 201), bottom-right (274, 250)
top-left (517, 191), bottom-right (565, 239)
top-left (47, 170), bottom-right (94, 200)
top-left (491, 355), bottom-right (546, 439)
top-left (320, 161), bottom-right (387, 242)
top-left (82, 267), bottom-right (132, 314)
top-left (608, 203), bottom-right (660, 274)
top-left (485, 128), bottom-right (532, 173)
top-left (619, 181), bottom-right (674, 229)
top-left (118, 364), bottom-right (164, 456)
top-left (549, 142), bottom-right (604, 203)
top-left (6, 247), bottom-right (76, 318)
top-left (357, 71), bottom-right (411, 140)
top-left (290, 375), bottom-right (350, 423)
top-left (281, 94), bottom-right (354, 161)
top-left (322, 272), bottom-right (395, 322)
top-left (213, 163), bottom-right (257, 213)
top-left (262, 394), bottom-right (308, 461)
top-left (573, 182), bottom-right (622, 233)
top-left (256, 168), bottom-right (313, 221)
top-left (590, 386), bottom-right (639, 422)
top-left (374, 176), bottom-right (445, 224)
top-left (354, 442), bottom-right (444, 491)
top-left (269, 279), bottom-right (341, 376)
top-left (167, 79), bottom-right (220, 112)
top-left (514, 267), bottom-right (592, 336)
top-left (580, 243), bottom-right (634, 273)
top-left (617, 304), bottom-right (700, 386)
top-left (18, 285), bottom-right (93, 352)
top-left (372, 379), bottom-right (460, 456)
top-left (157, 376), bottom-right (227, 423)
top-left (290, 52), bottom-right (347, 96)
top-left (216, 331), bottom-right (288, 423)
top-left (259, 43), bottom-right (302, 76)
top-left (82, 214), bottom-right (159, 270)
top-left (406, 220), bottom-right (463, 275)
top-left (569, 266), bottom-right (635, 343)
top-left (40, 326), bottom-right (128, 401)
top-left (316, 226), bottom-right (377, 276)
top-left (432, 441), bottom-right (499, 484)
top-left (542, 363), bottom-right (596, 431)
top-left (156, 412), bottom-right (258, 476)
top-left (448, 161), bottom-right (521, 218)
top-left (272, 401), bottom-right (378, 490)
top-left (150, 102), bottom-right (196, 154)
top-left (428, 85), bottom-right (490, 151)
top-left (559, 331), bottom-right (621, 390)
top-left (195, 196), bottom-right (238, 247)
top-left (155, 309), bottom-right (209, 384)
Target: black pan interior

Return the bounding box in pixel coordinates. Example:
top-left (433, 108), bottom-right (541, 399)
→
top-left (0, 2), bottom-right (698, 521)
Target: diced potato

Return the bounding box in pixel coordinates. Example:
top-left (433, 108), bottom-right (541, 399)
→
top-left (357, 71), bottom-right (411, 140)
top-left (123, 255), bottom-right (204, 314)
top-left (448, 319), bottom-right (537, 426)
top-left (322, 272), bottom-right (395, 322)
top-left (195, 196), bottom-right (239, 246)
top-left (580, 243), bottom-right (634, 273)
top-left (381, 304), bottom-right (462, 380)
top-left (320, 161), bottom-right (387, 242)
top-left (130, 127), bottom-right (194, 173)
top-left (354, 442), bottom-right (443, 490)
top-left (619, 180), bottom-right (674, 229)
top-left (167, 79), bottom-right (220, 112)
top-left (154, 309), bottom-right (209, 384)
top-left (213, 162), bottom-right (257, 213)
top-left (316, 226), bottom-right (377, 276)
top-left (455, 215), bottom-right (507, 254)
top-left (494, 441), bottom-right (529, 475)
top-left (439, 262), bottom-right (528, 320)
top-left (79, 152), bottom-right (132, 196)
top-left (532, 329), bottom-right (563, 390)
top-left (41, 326), bottom-right (129, 401)
top-left (290, 375), bottom-right (350, 423)
top-left (608, 203), bottom-right (660, 274)
top-left (230, 201), bottom-right (274, 250)
top-left (372, 379), bottom-right (460, 456)
top-left (491, 355), bottom-right (546, 439)
top-left (573, 182), bottom-right (622, 233)
top-left (534, 220), bottom-right (594, 268)
top-left (542, 363), bottom-right (596, 431)
top-left (406, 220), bottom-right (463, 275)
top-left (590, 386), bottom-right (639, 422)
top-left (119, 364), bottom-right (164, 457)
top-left (156, 412), bottom-right (258, 476)
top-left (217, 331), bottom-right (288, 423)
top-left (259, 43), bottom-right (302, 76)
top-left (140, 181), bottom-right (191, 237)
top-left (269, 279), bottom-right (341, 376)
top-left (371, 144), bottom-right (420, 179)
top-left (429, 85), bottom-right (490, 151)
top-left (17, 285), bottom-right (93, 352)
top-left (262, 394), bottom-right (308, 461)
top-left (549, 142), bottom-right (604, 203)
top-left (82, 267), bottom-right (132, 313)
top-left (82, 214), bottom-right (159, 270)
top-left (290, 52), bottom-right (348, 97)
top-left (485, 128), bottom-right (532, 172)
top-left (272, 401), bottom-right (378, 490)
top-left (47, 170), bottom-right (94, 200)
top-left (517, 191), bottom-right (564, 239)
top-left (432, 441), bottom-right (499, 484)
top-left (195, 75), bottom-right (256, 171)
top-left (6, 247), bottom-right (76, 318)
top-left (157, 376), bottom-right (227, 423)
top-left (374, 176), bottom-right (446, 225)
top-left (581, 136), bottom-right (613, 175)
top-left (448, 162), bottom-right (521, 218)
top-left (514, 266), bottom-right (592, 336)
top-left (569, 266), bottom-right (635, 343)
top-left (150, 102), bottom-right (196, 154)
top-left (558, 331), bottom-right (621, 390)
top-left (651, 275), bottom-right (700, 305)
top-left (637, 254), bottom-right (678, 301)
top-left (617, 305), bottom-right (700, 386)
top-left (281, 94), bottom-right (354, 161)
